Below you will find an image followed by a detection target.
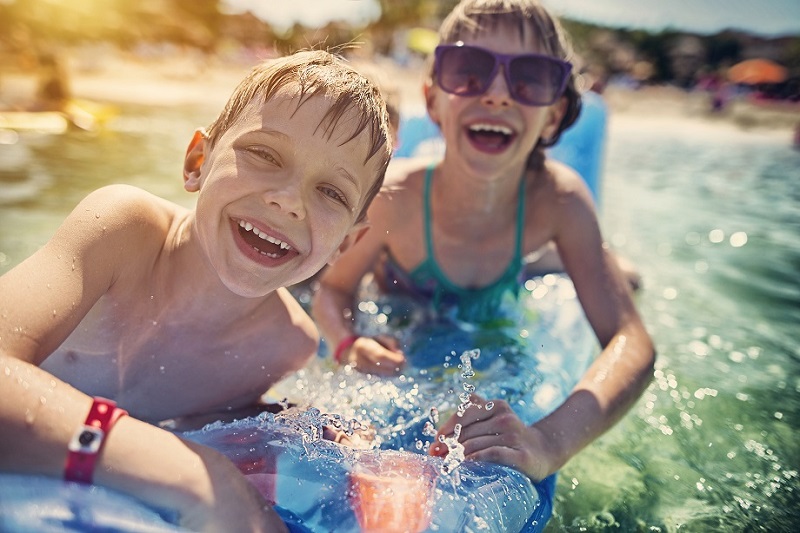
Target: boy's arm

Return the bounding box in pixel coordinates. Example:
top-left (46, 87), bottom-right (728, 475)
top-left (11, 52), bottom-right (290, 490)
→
top-left (312, 192), bottom-right (405, 374)
top-left (0, 355), bottom-right (287, 532)
top-left (0, 186), bottom-right (287, 531)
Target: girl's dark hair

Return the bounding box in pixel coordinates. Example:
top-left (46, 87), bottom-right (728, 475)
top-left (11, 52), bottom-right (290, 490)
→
top-left (433, 0), bottom-right (582, 168)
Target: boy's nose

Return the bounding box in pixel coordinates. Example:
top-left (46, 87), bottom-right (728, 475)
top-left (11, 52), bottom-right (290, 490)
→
top-left (480, 67), bottom-right (513, 107)
top-left (263, 183), bottom-right (305, 220)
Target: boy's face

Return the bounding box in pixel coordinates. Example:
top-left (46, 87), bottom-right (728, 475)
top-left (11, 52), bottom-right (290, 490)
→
top-left (184, 90), bottom-right (379, 297)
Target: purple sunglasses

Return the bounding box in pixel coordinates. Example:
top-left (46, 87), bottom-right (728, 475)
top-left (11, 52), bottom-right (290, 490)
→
top-left (434, 42), bottom-right (572, 106)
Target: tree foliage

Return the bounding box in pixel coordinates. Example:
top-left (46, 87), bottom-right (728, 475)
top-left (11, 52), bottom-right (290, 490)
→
top-left (0, 0), bottom-right (796, 84)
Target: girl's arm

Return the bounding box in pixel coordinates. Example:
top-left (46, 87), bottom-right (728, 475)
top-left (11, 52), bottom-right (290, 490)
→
top-left (313, 191), bottom-right (406, 375)
top-left (543, 174), bottom-right (655, 472)
top-left (432, 177), bottom-right (654, 480)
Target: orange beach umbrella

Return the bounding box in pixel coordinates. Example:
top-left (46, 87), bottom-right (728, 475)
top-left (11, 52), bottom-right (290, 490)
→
top-left (727, 58), bottom-right (788, 85)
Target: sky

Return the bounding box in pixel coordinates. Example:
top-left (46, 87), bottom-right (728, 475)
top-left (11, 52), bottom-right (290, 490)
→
top-left (223, 0), bottom-right (800, 37)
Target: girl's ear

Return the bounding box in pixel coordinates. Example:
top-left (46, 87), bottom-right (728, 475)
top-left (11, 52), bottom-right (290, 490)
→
top-left (423, 81), bottom-right (441, 128)
top-left (183, 129), bottom-right (207, 192)
top-left (542, 97), bottom-right (569, 142)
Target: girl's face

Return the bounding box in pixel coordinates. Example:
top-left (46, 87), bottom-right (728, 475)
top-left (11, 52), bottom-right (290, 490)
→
top-left (426, 26), bottom-right (567, 175)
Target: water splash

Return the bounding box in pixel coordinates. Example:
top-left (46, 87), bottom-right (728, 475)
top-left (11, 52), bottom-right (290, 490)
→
top-left (438, 423), bottom-right (465, 486)
top-left (456, 349), bottom-right (481, 417)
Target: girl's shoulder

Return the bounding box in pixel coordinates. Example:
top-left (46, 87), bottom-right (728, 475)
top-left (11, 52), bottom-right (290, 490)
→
top-left (366, 161), bottom-right (428, 234)
top-left (376, 158), bottom-right (430, 205)
top-left (384, 156), bottom-right (436, 188)
top-left (537, 158), bottom-right (594, 204)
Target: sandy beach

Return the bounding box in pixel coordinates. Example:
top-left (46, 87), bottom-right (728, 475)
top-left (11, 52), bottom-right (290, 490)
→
top-left (2, 53), bottom-right (798, 140)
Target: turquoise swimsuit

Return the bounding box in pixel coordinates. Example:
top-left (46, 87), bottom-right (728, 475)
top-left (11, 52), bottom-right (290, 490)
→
top-left (381, 164), bottom-right (526, 322)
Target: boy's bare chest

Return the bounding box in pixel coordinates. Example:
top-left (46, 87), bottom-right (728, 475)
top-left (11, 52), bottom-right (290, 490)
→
top-left (43, 294), bottom-right (308, 421)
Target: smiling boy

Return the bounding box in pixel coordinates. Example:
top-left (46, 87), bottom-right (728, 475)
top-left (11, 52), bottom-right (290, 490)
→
top-left (0, 50), bottom-right (392, 532)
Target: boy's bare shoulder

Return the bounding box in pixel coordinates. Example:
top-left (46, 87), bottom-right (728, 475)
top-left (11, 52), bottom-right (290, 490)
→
top-left (56, 184), bottom-right (186, 277)
top-left (78, 184), bottom-right (181, 223)
top-left (68, 185), bottom-right (183, 246)
top-left (270, 287), bottom-right (320, 370)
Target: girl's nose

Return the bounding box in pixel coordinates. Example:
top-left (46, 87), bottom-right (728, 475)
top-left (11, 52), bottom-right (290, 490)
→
top-left (480, 66), bottom-right (513, 107)
top-left (263, 181), bottom-right (305, 220)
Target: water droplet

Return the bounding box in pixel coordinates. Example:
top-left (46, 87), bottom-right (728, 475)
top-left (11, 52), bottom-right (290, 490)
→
top-left (729, 232), bottom-right (748, 248)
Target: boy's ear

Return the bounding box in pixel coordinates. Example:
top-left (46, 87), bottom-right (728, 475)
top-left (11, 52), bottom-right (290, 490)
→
top-left (183, 129), bottom-right (207, 192)
top-left (327, 221), bottom-right (370, 266)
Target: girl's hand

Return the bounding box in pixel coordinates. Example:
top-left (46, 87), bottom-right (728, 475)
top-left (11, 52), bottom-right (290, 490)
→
top-left (345, 335), bottom-right (405, 376)
top-left (428, 395), bottom-right (556, 482)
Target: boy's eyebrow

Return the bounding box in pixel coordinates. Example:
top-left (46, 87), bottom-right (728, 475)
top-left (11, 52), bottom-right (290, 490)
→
top-left (245, 127), bottom-right (363, 190)
top-left (249, 127), bottom-right (289, 141)
top-left (335, 167), bottom-right (360, 191)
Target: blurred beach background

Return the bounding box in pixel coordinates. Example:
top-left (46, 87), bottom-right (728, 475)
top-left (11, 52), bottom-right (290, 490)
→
top-left (1, 1), bottom-right (799, 531)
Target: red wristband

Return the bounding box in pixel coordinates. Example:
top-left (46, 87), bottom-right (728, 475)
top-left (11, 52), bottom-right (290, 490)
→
top-left (333, 335), bottom-right (359, 364)
top-left (64, 397), bottom-right (128, 484)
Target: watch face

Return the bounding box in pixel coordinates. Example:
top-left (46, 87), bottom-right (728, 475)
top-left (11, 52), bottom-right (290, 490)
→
top-left (68, 425), bottom-right (104, 454)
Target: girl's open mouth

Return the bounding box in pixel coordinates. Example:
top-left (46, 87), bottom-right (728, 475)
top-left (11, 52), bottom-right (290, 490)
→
top-left (466, 123), bottom-right (516, 152)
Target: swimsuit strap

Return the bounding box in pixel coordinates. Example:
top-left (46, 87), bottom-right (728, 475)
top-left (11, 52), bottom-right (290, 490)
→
top-left (422, 163), bottom-right (526, 291)
top-left (422, 164), bottom-right (436, 264)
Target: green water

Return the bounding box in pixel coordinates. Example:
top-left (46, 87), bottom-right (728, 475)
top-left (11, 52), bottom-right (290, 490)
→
top-left (1, 103), bottom-right (798, 531)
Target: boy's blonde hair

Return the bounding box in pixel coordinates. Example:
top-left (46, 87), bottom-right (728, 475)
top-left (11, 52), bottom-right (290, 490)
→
top-left (205, 50), bottom-right (393, 221)
top-left (433, 0), bottom-right (582, 167)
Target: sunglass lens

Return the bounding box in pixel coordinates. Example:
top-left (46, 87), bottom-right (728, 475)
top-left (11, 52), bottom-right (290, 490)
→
top-left (438, 47), bottom-right (495, 96)
top-left (509, 57), bottom-right (565, 105)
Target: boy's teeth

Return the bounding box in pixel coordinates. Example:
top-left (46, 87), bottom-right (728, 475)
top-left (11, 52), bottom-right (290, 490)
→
top-left (469, 124), bottom-right (513, 135)
top-left (238, 220), bottom-right (292, 250)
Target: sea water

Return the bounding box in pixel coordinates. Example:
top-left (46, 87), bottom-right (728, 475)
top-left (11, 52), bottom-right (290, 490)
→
top-left (1, 101), bottom-right (798, 531)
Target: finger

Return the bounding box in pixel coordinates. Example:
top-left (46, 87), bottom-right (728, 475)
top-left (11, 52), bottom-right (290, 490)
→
top-left (322, 425), bottom-right (346, 443)
top-left (374, 334), bottom-right (401, 352)
top-left (436, 395), bottom-right (493, 436)
top-left (356, 354), bottom-right (402, 376)
top-left (428, 415), bottom-right (497, 456)
top-left (431, 397), bottom-right (512, 456)
top-left (428, 442), bottom-right (447, 457)
top-left (351, 339), bottom-right (405, 374)
top-left (369, 349), bottom-right (406, 375)
top-left (381, 350), bottom-right (406, 373)
top-left (460, 430), bottom-right (512, 458)
top-left (464, 440), bottom-right (523, 471)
